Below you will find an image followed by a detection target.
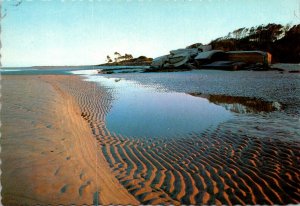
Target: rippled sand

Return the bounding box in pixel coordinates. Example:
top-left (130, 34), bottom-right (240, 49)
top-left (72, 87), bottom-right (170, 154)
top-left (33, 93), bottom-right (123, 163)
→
top-left (54, 75), bottom-right (300, 205)
top-left (1, 75), bottom-right (138, 205)
top-left (2, 74), bottom-right (299, 205)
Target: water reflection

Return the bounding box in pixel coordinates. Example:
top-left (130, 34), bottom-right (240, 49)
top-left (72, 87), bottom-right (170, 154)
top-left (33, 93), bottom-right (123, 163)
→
top-left (189, 93), bottom-right (281, 114)
top-left (85, 76), bottom-right (233, 138)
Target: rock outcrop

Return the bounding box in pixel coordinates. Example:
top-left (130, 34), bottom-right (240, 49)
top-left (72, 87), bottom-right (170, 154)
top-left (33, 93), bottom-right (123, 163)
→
top-left (150, 48), bottom-right (201, 70)
top-left (150, 48), bottom-right (271, 71)
top-left (149, 23), bottom-right (299, 72)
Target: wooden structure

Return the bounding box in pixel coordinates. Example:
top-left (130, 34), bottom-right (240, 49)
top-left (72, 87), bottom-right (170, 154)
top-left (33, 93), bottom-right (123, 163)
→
top-left (226, 51), bottom-right (272, 66)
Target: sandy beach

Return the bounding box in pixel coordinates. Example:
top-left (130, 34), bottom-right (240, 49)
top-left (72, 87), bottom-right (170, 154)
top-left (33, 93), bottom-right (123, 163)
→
top-left (1, 75), bottom-right (138, 205)
top-left (2, 0), bottom-right (300, 205)
top-left (1, 71), bottom-right (300, 205)
top-left (63, 73), bottom-right (300, 205)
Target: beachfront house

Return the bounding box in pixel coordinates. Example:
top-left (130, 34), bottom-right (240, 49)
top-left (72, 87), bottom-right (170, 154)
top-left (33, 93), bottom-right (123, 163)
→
top-left (226, 51), bottom-right (272, 66)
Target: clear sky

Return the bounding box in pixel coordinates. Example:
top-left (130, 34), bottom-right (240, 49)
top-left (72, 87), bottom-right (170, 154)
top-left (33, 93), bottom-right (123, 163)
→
top-left (1, 0), bottom-right (299, 67)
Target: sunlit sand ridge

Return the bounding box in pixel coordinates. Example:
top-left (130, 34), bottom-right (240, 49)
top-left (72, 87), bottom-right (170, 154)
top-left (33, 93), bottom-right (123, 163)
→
top-left (55, 76), bottom-right (300, 205)
top-left (1, 75), bottom-right (138, 205)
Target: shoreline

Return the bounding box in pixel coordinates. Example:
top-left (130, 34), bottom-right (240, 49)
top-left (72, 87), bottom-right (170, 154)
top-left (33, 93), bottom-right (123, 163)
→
top-left (59, 74), bottom-right (300, 205)
top-left (1, 73), bottom-right (299, 205)
top-left (1, 75), bottom-right (138, 205)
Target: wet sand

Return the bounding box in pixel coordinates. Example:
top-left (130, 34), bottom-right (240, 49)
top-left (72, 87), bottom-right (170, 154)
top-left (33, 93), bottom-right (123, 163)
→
top-left (1, 75), bottom-right (138, 205)
top-left (1, 73), bottom-right (300, 205)
top-left (107, 69), bottom-right (300, 115)
top-left (52, 74), bottom-right (300, 204)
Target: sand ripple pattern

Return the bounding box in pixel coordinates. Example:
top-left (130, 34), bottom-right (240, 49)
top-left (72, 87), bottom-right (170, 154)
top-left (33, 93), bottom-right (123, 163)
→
top-left (58, 77), bottom-right (300, 205)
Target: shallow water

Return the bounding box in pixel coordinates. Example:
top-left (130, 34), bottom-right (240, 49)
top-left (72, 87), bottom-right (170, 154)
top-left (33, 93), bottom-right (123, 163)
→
top-left (2, 68), bottom-right (299, 205)
top-left (59, 73), bottom-right (300, 205)
top-left (190, 93), bottom-right (282, 114)
top-left (85, 76), bottom-right (234, 138)
top-left (68, 69), bottom-right (100, 75)
top-left (83, 71), bottom-right (300, 142)
top-left (0, 65), bottom-right (148, 75)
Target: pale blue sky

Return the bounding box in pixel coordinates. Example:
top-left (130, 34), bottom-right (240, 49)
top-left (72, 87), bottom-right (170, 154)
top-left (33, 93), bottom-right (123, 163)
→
top-left (1, 0), bottom-right (299, 67)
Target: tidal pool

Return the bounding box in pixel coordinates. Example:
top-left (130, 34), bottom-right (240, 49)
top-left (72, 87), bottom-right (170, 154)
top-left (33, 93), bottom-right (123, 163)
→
top-left (86, 76), bottom-right (234, 138)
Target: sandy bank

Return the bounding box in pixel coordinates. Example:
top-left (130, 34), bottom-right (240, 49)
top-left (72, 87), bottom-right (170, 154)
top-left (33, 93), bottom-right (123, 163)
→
top-left (2, 73), bottom-right (299, 205)
top-left (1, 75), bottom-right (138, 205)
top-left (63, 74), bottom-right (300, 205)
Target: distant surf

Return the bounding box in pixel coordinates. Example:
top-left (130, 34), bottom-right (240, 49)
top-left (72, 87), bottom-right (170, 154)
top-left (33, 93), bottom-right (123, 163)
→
top-left (69, 69), bottom-right (100, 75)
top-left (0, 69), bottom-right (22, 72)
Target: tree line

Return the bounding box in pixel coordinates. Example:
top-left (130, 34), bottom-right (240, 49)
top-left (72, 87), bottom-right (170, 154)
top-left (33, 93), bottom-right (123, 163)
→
top-left (106, 52), bottom-right (133, 63)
